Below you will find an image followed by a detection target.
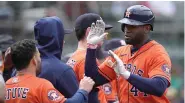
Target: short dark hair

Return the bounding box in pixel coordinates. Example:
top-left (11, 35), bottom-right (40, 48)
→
top-left (75, 28), bottom-right (86, 41)
top-left (75, 13), bottom-right (102, 41)
top-left (11, 39), bottom-right (37, 71)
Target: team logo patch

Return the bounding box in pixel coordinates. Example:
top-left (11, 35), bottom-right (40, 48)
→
top-left (66, 59), bottom-right (76, 68)
top-left (125, 11), bottom-right (131, 17)
top-left (12, 77), bottom-right (18, 83)
top-left (161, 64), bottom-right (171, 76)
top-left (48, 90), bottom-right (61, 101)
top-left (103, 83), bottom-right (112, 94)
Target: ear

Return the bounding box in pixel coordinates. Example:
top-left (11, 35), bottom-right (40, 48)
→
top-left (32, 56), bottom-right (37, 66)
top-left (144, 25), bottom-right (150, 34)
top-left (147, 25), bottom-right (151, 31)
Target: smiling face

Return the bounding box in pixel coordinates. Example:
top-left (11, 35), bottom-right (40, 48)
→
top-left (123, 24), bottom-right (150, 46)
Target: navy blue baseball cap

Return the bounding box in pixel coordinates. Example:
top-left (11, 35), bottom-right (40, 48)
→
top-left (75, 13), bottom-right (113, 31)
top-left (118, 5), bottom-right (155, 31)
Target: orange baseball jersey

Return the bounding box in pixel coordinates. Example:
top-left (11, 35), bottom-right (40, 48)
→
top-left (67, 49), bottom-right (117, 103)
top-left (5, 74), bottom-right (66, 103)
top-left (98, 40), bottom-right (171, 103)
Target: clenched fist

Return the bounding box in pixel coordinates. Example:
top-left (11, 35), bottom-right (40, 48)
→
top-left (79, 76), bottom-right (95, 93)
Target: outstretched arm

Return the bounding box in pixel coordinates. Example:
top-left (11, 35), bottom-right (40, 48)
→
top-left (85, 20), bottom-right (116, 87)
top-left (85, 48), bottom-right (110, 87)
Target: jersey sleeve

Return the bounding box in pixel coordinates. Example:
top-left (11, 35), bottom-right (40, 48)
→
top-left (40, 80), bottom-right (66, 103)
top-left (148, 53), bottom-right (171, 86)
top-left (98, 48), bottom-right (122, 81)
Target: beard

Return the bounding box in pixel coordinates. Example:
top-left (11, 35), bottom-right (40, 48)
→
top-left (125, 32), bottom-right (145, 46)
top-left (125, 38), bottom-right (141, 45)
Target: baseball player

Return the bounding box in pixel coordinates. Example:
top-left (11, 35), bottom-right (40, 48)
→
top-left (5, 39), bottom-right (95, 103)
top-left (67, 13), bottom-right (118, 103)
top-left (85, 5), bottom-right (171, 103)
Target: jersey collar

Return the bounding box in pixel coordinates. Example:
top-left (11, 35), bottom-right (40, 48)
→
top-left (129, 40), bottom-right (159, 59)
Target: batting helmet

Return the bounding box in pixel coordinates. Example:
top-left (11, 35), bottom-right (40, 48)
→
top-left (118, 5), bottom-right (155, 31)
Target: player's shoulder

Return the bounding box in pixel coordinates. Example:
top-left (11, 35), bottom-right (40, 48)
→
top-left (27, 76), bottom-right (51, 87)
top-left (67, 50), bottom-right (86, 67)
top-left (148, 40), bottom-right (171, 63)
top-left (150, 40), bottom-right (169, 55)
top-left (27, 77), bottom-right (53, 89)
top-left (6, 75), bottom-right (37, 85)
top-left (6, 77), bottom-right (14, 84)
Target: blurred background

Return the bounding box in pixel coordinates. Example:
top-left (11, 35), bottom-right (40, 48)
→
top-left (0, 1), bottom-right (183, 103)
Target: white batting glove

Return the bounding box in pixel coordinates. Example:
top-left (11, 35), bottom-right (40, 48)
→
top-left (108, 50), bottom-right (130, 79)
top-left (87, 19), bottom-right (108, 49)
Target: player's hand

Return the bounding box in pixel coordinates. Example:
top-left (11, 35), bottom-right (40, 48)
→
top-left (79, 76), bottom-right (95, 93)
top-left (87, 19), bottom-right (108, 49)
top-left (108, 50), bottom-right (130, 79)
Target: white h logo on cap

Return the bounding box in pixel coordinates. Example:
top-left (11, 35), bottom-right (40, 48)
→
top-left (125, 11), bottom-right (131, 17)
